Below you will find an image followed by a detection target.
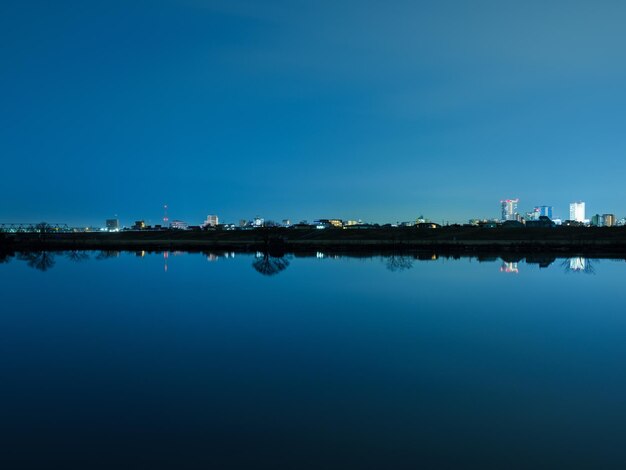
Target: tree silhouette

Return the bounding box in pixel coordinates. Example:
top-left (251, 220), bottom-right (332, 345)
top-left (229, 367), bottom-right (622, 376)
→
top-left (65, 250), bottom-right (91, 262)
top-left (252, 253), bottom-right (290, 276)
top-left (96, 250), bottom-right (120, 260)
top-left (0, 250), bottom-right (13, 264)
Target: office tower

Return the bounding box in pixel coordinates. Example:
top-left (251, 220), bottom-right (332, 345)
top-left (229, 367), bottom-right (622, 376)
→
top-left (591, 214), bottom-right (603, 226)
top-left (204, 215), bottom-right (219, 227)
top-left (603, 214), bottom-right (616, 227)
top-left (537, 206), bottom-right (553, 219)
top-left (569, 202), bottom-right (585, 222)
top-left (501, 199), bottom-right (519, 221)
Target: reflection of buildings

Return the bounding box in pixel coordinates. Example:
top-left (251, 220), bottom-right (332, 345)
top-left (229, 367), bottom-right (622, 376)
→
top-left (569, 257), bottom-right (586, 272)
top-left (562, 257), bottom-right (595, 274)
top-left (500, 262), bottom-right (519, 274)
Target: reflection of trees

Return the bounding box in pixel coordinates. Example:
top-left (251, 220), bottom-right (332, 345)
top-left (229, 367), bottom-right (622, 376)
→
top-left (18, 251), bottom-right (56, 271)
top-left (0, 251), bottom-right (13, 264)
top-left (252, 253), bottom-right (290, 276)
top-left (95, 250), bottom-right (120, 260)
top-left (562, 257), bottom-right (595, 274)
top-left (65, 250), bottom-right (90, 262)
top-left (385, 255), bottom-right (413, 271)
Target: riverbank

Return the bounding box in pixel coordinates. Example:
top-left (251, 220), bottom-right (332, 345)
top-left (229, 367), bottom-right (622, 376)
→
top-left (3, 226), bottom-right (626, 254)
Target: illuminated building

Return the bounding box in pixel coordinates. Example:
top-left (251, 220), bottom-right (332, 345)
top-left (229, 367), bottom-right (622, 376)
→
top-left (314, 219), bottom-right (343, 228)
top-left (501, 199), bottom-right (519, 221)
top-left (569, 202), bottom-right (585, 222)
top-left (203, 215), bottom-right (219, 227)
top-left (603, 214), bottom-right (616, 227)
top-left (538, 206), bottom-right (553, 219)
top-left (132, 220), bottom-right (146, 230)
top-left (170, 220), bottom-right (189, 230)
top-left (106, 219), bottom-right (120, 231)
top-left (526, 208), bottom-right (540, 221)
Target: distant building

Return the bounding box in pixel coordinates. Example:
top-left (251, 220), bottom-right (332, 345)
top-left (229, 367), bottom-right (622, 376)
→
top-left (203, 215), bottom-right (219, 227)
top-left (526, 208), bottom-right (540, 221)
top-left (314, 219), bottom-right (343, 228)
top-left (239, 219), bottom-right (248, 228)
top-left (538, 206), bottom-right (553, 219)
top-left (591, 214), bottom-right (603, 227)
top-left (569, 201), bottom-right (585, 222)
top-left (170, 220), bottom-right (189, 230)
top-left (282, 219), bottom-right (291, 227)
top-left (106, 219), bottom-right (120, 231)
top-left (253, 217), bottom-right (264, 227)
top-left (501, 199), bottom-right (519, 221)
top-left (603, 214), bottom-right (616, 227)
top-left (132, 220), bottom-right (146, 230)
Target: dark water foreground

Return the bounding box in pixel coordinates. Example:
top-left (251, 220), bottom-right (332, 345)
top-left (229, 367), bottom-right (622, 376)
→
top-left (2, 250), bottom-right (626, 468)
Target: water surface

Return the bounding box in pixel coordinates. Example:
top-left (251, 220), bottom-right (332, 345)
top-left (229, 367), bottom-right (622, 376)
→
top-left (1, 251), bottom-right (626, 468)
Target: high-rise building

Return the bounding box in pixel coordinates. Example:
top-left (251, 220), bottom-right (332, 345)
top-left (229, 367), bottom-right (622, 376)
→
top-left (537, 206), bottom-right (553, 219)
top-left (569, 202), bottom-right (585, 222)
top-left (203, 215), bottom-right (219, 227)
top-left (501, 199), bottom-right (519, 221)
top-left (591, 214), bottom-right (603, 227)
top-left (603, 214), bottom-right (616, 227)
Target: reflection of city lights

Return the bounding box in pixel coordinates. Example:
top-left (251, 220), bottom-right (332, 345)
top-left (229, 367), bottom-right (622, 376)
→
top-left (569, 257), bottom-right (586, 271)
top-left (316, 252), bottom-right (325, 258)
top-left (500, 262), bottom-right (519, 274)
top-left (207, 254), bottom-right (218, 262)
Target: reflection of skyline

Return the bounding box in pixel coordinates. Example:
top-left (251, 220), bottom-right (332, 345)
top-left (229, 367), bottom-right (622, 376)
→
top-left (500, 262), bottom-right (519, 274)
top-left (0, 250), bottom-right (613, 278)
top-left (563, 257), bottom-right (595, 274)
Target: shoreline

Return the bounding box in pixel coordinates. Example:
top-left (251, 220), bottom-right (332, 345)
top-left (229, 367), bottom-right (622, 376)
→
top-left (3, 226), bottom-right (626, 257)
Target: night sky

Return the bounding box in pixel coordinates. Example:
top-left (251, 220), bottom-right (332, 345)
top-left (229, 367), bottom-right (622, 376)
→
top-left (2, 0), bottom-right (626, 226)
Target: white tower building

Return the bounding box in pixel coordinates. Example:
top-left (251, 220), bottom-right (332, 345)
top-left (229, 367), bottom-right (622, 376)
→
top-left (569, 202), bottom-right (585, 222)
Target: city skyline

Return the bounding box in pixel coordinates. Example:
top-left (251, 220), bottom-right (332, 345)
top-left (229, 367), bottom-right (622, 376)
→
top-left (3, 1), bottom-right (626, 225)
top-left (9, 196), bottom-right (619, 230)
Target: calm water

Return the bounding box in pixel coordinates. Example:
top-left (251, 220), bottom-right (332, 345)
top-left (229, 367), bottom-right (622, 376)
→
top-left (2, 250), bottom-right (626, 468)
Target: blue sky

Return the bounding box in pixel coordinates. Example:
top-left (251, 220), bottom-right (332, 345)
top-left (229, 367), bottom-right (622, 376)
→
top-left (2, 0), bottom-right (626, 226)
